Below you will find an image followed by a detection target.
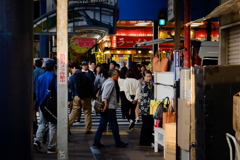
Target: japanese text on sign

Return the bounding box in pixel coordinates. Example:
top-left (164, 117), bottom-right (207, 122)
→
top-left (59, 53), bottom-right (66, 84)
top-left (116, 36), bottom-right (152, 48)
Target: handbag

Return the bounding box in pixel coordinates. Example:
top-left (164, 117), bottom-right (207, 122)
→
top-left (40, 75), bottom-right (57, 124)
top-left (162, 99), bottom-right (176, 129)
top-left (94, 88), bottom-right (104, 113)
top-left (149, 100), bottom-right (161, 115)
top-left (153, 97), bottom-right (169, 120)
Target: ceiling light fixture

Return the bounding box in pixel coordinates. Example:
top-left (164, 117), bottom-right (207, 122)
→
top-left (135, 22), bottom-right (151, 26)
top-left (190, 23), bottom-right (204, 27)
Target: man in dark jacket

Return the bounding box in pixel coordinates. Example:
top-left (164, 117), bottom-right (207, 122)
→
top-left (68, 61), bottom-right (95, 134)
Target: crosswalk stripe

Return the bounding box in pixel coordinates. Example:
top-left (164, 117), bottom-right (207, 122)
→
top-left (37, 107), bottom-right (142, 128)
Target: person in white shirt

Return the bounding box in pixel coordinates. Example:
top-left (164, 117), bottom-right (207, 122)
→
top-left (123, 69), bottom-right (141, 130)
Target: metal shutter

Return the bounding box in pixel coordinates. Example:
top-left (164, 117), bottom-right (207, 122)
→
top-left (228, 25), bottom-right (240, 64)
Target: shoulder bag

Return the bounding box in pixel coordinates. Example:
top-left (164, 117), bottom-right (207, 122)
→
top-left (162, 99), bottom-right (176, 129)
top-left (94, 87), bottom-right (104, 113)
top-left (153, 96), bottom-right (170, 120)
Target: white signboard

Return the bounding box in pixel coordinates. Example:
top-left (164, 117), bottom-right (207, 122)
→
top-left (154, 72), bottom-right (174, 100)
top-left (168, 0), bottom-right (174, 22)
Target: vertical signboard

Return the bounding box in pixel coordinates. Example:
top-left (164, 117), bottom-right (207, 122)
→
top-left (111, 35), bottom-right (117, 49)
top-left (168, 0), bottom-right (174, 22)
top-left (174, 50), bottom-right (180, 81)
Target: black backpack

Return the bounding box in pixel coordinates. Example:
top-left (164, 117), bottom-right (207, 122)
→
top-left (40, 75), bottom-right (57, 124)
top-left (75, 72), bottom-right (92, 98)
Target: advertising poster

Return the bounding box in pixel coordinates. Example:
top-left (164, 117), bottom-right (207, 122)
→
top-left (111, 54), bottom-right (131, 68)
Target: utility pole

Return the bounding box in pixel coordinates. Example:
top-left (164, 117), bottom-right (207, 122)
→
top-left (184, 0), bottom-right (191, 68)
top-left (57, 0), bottom-right (69, 159)
top-left (174, 0), bottom-right (181, 50)
top-left (173, 0), bottom-right (181, 160)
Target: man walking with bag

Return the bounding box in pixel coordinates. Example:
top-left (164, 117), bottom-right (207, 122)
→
top-left (33, 59), bottom-right (57, 154)
top-left (93, 69), bottom-right (128, 148)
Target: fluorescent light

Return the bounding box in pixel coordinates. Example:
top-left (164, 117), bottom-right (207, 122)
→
top-left (135, 22), bottom-right (151, 26)
top-left (191, 23), bottom-right (204, 27)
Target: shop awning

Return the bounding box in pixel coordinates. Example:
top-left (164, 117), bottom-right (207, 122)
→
top-left (133, 38), bottom-right (201, 47)
top-left (185, 0), bottom-right (240, 26)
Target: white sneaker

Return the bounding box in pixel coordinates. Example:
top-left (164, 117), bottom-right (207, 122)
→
top-left (47, 148), bottom-right (57, 154)
top-left (135, 117), bottom-right (140, 123)
top-left (129, 120), bottom-right (135, 130)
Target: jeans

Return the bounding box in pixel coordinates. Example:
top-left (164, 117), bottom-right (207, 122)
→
top-left (94, 109), bottom-right (122, 145)
top-left (34, 111), bottom-right (57, 149)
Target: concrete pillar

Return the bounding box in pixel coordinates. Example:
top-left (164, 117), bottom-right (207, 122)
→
top-left (0, 0), bottom-right (33, 159)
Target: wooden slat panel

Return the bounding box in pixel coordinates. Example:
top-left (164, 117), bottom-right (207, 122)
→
top-left (228, 26), bottom-right (240, 64)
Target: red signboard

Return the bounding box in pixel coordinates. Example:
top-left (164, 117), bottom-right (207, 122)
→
top-left (74, 38), bottom-right (97, 47)
top-left (111, 35), bottom-right (117, 48)
top-left (116, 36), bottom-right (152, 48)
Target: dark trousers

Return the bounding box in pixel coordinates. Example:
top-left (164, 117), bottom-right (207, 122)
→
top-left (120, 91), bottom-right (127, 118)
top-left (139, 115), bottom-right (154, 146)
top-left (124, 95), bottom-right (136, 122)
top-left (94, 109), bottom-right (122, 145)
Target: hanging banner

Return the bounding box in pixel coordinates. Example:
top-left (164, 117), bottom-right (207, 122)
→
top-left (73, 38), bottom-right (97, 47)
top-left (69, 36), bottom-right (97, 59)
top-left (168, 0), bottom-right (174, 22)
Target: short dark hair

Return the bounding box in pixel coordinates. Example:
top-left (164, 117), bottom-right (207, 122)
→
top-left (120, 67), bottom-right (127, 79)
top-left (100, 63), bottom-right (109, 79)
top-left (108, 69), bottom-right (117, 77)
top-left (143, 70), bottom-right (152, 77)
top-left (35, 59), bottom-right (42, 68)
top-left (45, 65), bottom-right (54, 71)
top-left (69, 62), bottom-right (80, 69)
top-left (141, 65), bottom-right (146, 70)
top-left (94, 64), bottom-right (101, 73)
top-left (126, 69), bottom-right (135, 78)
top-left (116, 63), bottom-right (120, 68)
top-left (110, 60), bottom-right (117, 67)
top-left (89, 60), bottom-right (96, 65)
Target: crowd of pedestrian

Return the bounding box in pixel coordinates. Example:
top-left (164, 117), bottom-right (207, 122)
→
top-left (32, 58), bottom-right (154, 153)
